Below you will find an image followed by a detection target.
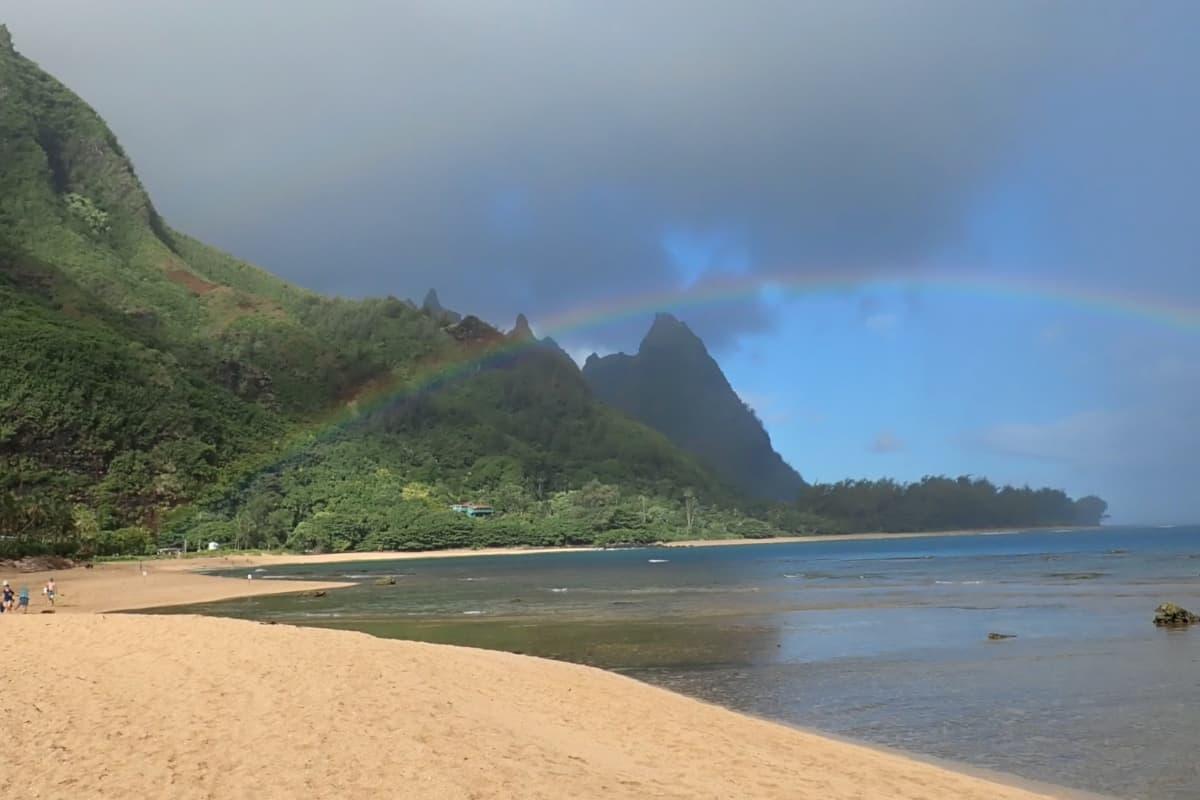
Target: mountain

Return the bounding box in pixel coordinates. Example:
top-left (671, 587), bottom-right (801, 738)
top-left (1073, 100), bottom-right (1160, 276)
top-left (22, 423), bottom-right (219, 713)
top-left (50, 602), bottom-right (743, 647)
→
top-left (0, 27), bottom-right (754, 556)
top-left (421, 289), bottom-right (462, 325)
top-left (583, 313), bottom-right (805, 501)
top-left (0, 26), bottom-right (1107, 556)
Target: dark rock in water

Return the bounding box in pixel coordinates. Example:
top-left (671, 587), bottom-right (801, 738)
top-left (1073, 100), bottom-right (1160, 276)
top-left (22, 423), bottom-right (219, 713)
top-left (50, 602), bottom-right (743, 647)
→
top-left (1154, 602), bottom-right (1200, 627)
top-left (306, 590), bottom-right (327, 598)
top-left (374, 576), bottom-right (397, 586)
top-left (987, 632), bottom-right (1017, 640)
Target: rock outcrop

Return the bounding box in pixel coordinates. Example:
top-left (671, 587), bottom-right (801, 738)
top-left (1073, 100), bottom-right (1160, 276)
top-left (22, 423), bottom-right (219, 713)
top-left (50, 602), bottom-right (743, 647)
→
top-left (509, 313), bottom-right (535, 341)
top-left (1153, 602), bottom-right (1199, 627)
top-left (421, 289), bottom-right (462, 325)
top-left (445, 315), bottom-right (504, 344)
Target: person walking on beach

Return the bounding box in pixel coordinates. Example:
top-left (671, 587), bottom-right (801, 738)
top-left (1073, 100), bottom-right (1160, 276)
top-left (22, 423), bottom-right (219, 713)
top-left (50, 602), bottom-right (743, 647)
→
top-left (43, 578), bottom-right (56, 607)
top-left (1, 581), bottom-right (14, 613)
top-left (17, 585), bottom-right (29, 613)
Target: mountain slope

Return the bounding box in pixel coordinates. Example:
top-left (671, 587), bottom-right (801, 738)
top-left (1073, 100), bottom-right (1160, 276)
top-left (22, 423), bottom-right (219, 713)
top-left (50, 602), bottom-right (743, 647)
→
top-left (583, 313), bottom-right (805, 501)
top-left (0, 26), bottom-right (747, 554)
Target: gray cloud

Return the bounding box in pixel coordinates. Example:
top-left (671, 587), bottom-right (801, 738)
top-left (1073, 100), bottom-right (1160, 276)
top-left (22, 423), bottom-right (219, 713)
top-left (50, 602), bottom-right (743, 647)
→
top-left (7, 1), bottom-right (1194, 351)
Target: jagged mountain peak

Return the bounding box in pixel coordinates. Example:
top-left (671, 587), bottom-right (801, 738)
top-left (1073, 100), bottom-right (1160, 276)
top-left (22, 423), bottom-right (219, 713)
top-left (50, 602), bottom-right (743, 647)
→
top-left (421, 288), bottom-right (462, 324)
top-left (422, 289), bottom-right (444, 313)
top-left (510, 312), bottom-right (534, 341)
top-left (640, 312), bottom-right (706, 355)
top-left (583, 314), bottom-right (804, 501)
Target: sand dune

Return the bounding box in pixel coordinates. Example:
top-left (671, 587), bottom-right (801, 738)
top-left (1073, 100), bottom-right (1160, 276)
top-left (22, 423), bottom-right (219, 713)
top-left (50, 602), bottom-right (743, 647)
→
top-left (1, 614), bottom-right (1057, 799)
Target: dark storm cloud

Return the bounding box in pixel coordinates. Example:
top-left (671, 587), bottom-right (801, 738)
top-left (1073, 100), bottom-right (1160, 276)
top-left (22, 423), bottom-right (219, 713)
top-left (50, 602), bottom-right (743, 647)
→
top-left (4, 1), bottom-right (1196, 351)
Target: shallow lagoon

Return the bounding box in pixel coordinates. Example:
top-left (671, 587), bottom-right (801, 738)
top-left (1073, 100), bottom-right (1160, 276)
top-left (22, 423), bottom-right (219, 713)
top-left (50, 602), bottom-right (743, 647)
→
top-left (160, 527), bottom-right (1200, 799)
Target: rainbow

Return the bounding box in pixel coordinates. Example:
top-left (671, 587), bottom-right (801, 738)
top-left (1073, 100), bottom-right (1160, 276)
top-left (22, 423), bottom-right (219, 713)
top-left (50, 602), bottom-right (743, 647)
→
top-left (527, 268), bottom-right (1200, 339)
top-left (247, 268), bottom-right (1200, 478)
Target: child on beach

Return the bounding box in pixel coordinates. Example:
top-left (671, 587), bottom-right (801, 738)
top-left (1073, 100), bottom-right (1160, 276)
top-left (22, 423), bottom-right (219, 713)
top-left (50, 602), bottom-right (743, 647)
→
top-left (17, 586), bottom-right (29, 613)
top-left (43, 578), bottom-right (56, 607)
top-left (1, 581), bottom-right (14, 613)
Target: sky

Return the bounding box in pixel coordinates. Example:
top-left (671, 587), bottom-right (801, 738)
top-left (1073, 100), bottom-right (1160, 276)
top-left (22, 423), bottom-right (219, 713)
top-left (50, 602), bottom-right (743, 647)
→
top-left (5, 1), bottom-right (1198, 522)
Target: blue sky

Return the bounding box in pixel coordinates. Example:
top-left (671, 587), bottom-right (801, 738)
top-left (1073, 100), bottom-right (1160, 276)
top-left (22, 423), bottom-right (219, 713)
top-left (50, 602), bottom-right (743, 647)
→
top-left (5, 1), bottom-right (1198, 522)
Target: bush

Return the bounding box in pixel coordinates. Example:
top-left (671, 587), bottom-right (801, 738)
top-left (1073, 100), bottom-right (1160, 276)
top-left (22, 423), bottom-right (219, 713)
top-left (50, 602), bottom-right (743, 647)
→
top-left (593, 529), bottom-right (658, 547)
top-left (96, 527), bottom-right (154, 556)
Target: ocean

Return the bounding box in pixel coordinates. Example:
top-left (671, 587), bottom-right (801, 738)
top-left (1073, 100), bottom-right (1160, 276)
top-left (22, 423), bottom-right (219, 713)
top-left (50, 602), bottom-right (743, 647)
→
top-left (157, 526), bottom-right (1200, 799)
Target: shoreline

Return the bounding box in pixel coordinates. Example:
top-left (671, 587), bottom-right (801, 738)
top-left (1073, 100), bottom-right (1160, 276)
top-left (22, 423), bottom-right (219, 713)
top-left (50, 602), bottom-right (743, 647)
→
top-left (0, 528), bottom-right (1105, 798)
top-left (0, 526), bottom-right (1096, 614)
top-left (664, 525), bottom-right (1098, 548)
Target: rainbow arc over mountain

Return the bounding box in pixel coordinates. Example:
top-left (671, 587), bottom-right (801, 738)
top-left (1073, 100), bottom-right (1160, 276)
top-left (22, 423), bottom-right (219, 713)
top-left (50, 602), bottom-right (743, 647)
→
top-left (263, 268), bottom-right (1200, 472)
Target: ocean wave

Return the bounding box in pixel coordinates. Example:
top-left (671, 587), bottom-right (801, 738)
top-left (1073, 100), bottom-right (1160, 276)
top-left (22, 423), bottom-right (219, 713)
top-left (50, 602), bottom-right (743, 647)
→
top-left (626, 586), bottom-right (761, 595)
top-left (648, 559), bottom-right (669, 564)
top-left (1044, 572), bottom-right (1106, 581)
top-left (462, 610), bottom-right (484, 615)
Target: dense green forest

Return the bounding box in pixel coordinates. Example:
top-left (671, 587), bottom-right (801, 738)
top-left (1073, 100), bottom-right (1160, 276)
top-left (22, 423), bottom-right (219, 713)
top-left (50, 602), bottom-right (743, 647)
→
top-left (793, 477), bottom-right (1107, 534)
top-left (0, 26), bottom-right (1107, 559)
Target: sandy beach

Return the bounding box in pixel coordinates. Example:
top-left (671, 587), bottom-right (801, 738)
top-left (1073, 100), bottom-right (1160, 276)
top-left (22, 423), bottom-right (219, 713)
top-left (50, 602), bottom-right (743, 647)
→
top-left (0, 546), bottom-right (1075, 799)
top-left (1, 613), bottom-right (1061, 800)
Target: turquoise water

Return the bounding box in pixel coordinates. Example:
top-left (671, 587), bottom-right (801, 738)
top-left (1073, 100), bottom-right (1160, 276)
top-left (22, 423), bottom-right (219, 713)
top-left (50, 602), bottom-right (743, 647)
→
top-left (158, 527), bottom-right (1200, 799)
